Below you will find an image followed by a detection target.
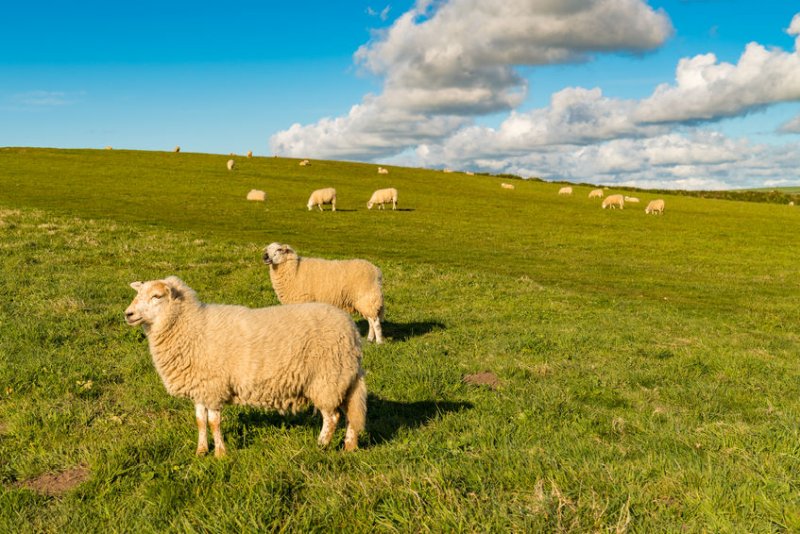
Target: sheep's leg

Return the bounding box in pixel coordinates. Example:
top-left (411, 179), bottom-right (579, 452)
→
top-left (208, 408), bottom-right (227, 458)
top-left (317, 204), bottom-right (323, 212)
top-left (317, 410), bottom-right (340, 447)
top-left (332, 199), bottom-right (336, 212)
top-left (368, 317), bottom-right (384, 344)
top-left (392, 200), bottom-right (396, 210)
top-left (195, 404), bottom-right (209, 456)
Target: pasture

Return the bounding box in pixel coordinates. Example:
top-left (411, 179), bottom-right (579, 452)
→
top-left (0, 147), bottom-right (799, 531)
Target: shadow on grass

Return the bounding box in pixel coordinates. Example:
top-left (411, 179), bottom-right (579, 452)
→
top-left (356, 319), bottom-right (446, 341)
top-left (230, 395), bottom-right (472, 449)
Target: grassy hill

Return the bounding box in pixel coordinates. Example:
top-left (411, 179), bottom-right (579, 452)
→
top-left (1, 147), bottom-right (799, 531)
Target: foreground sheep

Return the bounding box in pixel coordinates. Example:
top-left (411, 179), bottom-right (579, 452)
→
top-left (246, 189), bottom-right (266, 201)
top-left (307, 188), bottom-right (336, 211)
top-left (602, 194), bottom-right (624, 209)
top-left (125, 277), bottom-right (366, 455)
top-left (589, 189), bottom-right (604, 199)
top-left (227, 159), bottom-right (235, 171)
top-left (263, 243), bottom-right (385, 344)
top-left (558, 186), bottom-right (573, 196)
top-left (500, 183), bottom-right (515, 190)
top-left (645, 199), bottom-right (665, 215)
top-left (367, 188), bottom-right (398, 210)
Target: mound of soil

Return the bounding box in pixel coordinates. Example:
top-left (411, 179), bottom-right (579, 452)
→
top-left (20, 466), bottom-right (90, 496)
top-left (463, 371), bottom-right (501, 390)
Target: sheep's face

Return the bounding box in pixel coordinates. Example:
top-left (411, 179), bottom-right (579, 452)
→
top-left (366, 201), bottom-right (374, 209)
top-left (125, 280), bottom-right (173, 326)
top-left (262, 242), bottom-right (296, 266)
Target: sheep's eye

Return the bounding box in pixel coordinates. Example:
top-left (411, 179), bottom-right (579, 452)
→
top-left (151, 294), bottom-right (163, 300)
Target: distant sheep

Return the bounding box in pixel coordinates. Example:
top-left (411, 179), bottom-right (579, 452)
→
top-left (558, 186), bottom-right (573, 196)
top-left (589, 189), bottom-right (604, 199)
top-left (263, 243), bottom-right (385, 344)
top-left (247, 150), bottom-right (253, 158)
top-left (789, 201), bottom-right (795, 206)
top-left (227, 159), bottom-right (235, 171)
top-left (443, 169), bottom-right (453, 173)
top-left (174, 146), bottom-right (181, 153)
top-left (377, 167), bottom-right (389, 175)
top-left (367, 188), bottom-right (398, 210)
top-left (624, 196), bottom-right (640, 203)
top-left (125, 277), bottom-right (366, 455)
top-left (104, 146), bottom-right (113, 150)
top-left (466, 171), bottom-right (475, 176)
top-left (246, 189), bottom-right (266, 202)
top-left (307, 188), bottom-right (336, 211)
top-left (602, 194), bottom-right (625, 210)
top-left (501, 183), bottom-right (515, 190)
top-left (645, 199), bottom-right (665, 215)
top-left (299, 159), bottom-right (310, 166)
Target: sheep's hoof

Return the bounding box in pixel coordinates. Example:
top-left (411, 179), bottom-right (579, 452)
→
top-left (214, 446), bottom-right (227, 458)
top-left (344, 439), bottom-right (358, 452)
top-left (195, 447), bottom-right (208, 457)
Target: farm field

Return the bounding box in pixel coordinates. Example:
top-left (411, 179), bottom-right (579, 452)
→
top-left (0, 147), bottom-right (799, 531)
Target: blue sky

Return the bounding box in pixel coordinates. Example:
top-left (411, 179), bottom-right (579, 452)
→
top-left (2, 1), bottom-right (799, 189)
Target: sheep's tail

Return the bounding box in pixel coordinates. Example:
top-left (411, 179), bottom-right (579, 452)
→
top-left (343, 370), bottom-right (367, 451)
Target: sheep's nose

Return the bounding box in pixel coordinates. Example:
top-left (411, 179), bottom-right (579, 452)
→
top-left (125, 310), bottom-right (134, 319)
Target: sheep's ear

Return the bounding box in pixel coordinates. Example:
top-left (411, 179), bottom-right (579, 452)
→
top-left (130, 282), bottom-right (143, 291)
top-left (162, 278), bottom-right (184, 300)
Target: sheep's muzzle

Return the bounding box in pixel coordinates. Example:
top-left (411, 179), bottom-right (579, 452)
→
top-left (262, 251), bottom-right (273, 265)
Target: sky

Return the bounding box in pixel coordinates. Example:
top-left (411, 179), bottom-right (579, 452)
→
top-left (2, 0), bottom-right (799, 190)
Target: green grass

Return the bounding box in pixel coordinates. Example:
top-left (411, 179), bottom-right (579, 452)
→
top-left (1, 147), bottom-right (799, 531)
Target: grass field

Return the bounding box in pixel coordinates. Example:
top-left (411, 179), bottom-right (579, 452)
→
top-left (1, 147), bottom-right (799, 532)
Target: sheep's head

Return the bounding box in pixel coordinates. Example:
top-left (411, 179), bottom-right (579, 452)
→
top-left (262, 242), bottom-right (297, 266)
top-left (125, 279), bottom-right (183, 326)
top-left (366, 201), bottom-right (374, 210)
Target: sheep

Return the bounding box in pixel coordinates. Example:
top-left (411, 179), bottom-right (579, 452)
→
top-left (500, 183), bottom-right (515, 190)
top-left (624, 196), bottom-right (640, 203)
top-left (466, 171), bottom-right (475, 176)
top-left (299, 159), bottom-right (310, 166)
top-left (367, 188), bottom-right (398, 210)
top-left (377, 167), bottom-right (389, 175)
top-left (104, 146), bottom-right (113, 150)
top-left (645, 199), bottom-right (665, 215)
top-left (246, 189), bottom-right (266, 201)
top-left (789, 201), bottom-right (795, 206)
top-left (588, 189), bottom-right (604, 199)
top-left (174, 146), bottom-right (181, 153)
top-left (263, 243), bottom-right (385, 344)
top-left (227, 159), bottom-right (235, 171)
top-left (558, 186), bottom-right (573, 196)
top-left (602, 194), bottom-right (625, 210)
top-left (443, 168), bottom-right (453, 173)
top-left (247, 150), bottom-right (253, 158)
top-left (307, 188), bottom-right (336, 211)
top-left (124, 276), bottom-right (367, 455)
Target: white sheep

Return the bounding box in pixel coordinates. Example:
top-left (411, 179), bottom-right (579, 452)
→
top-left (174, 146), bottom-right (181, 153)
top-left (307, 188), bottom-right (336, 211)
top-left (263, 243), bottom-right (385, 344)
top-left (125, 276), bottom-right (367, 455)
top-left (247, 150), bottom-right (253, 158)
top-left (466, 171), bottom-right (475, 176)
top-left (246, 189), bottom-right (266, 202)
top-left (367, 188), bottom-right (398, 210)
top-left (377, 167), bottom-right (389, 174)
top-left (588, 189), bottom-right (604, 199)
top-left (299, 159), bottom-right (310, 166)
top-left (645, 199), bottom-right (665, 214)
top-left (602, 194), bottom-right (625, 209)
top-left (624, 196), bottom-right (640, 203)
top-left (558, 186), bottom-right (573, 196)
top-left (443, 168), bottom-right (453, 173)
top-left (500, 183), bottom-right (515, 190)
top-left (227, 159), bottom-right (235, 171)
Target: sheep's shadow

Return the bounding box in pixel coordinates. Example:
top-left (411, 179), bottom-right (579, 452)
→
top-left (356, 319), bottom-right (446, 342)
top-left (229, 395), bottom-right (472, 449)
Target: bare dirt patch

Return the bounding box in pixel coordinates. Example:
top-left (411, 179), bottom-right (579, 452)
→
top-left (19, 466), bottom-right (90, 496)
top-left (463, 371), bottom-right (501, 390)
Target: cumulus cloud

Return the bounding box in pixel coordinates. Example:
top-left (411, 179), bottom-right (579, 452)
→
top-left (270, 0), bottom-right (672, 159)
top-left (635, 18), bottom-right (800, 123)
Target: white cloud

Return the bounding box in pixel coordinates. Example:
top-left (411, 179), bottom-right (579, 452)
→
top-left (11, 90), bottom-right (73, 107)
top-left (635, 19), bottom-right (800, 124)
top-left (779, 114), bottom-right (800, 133)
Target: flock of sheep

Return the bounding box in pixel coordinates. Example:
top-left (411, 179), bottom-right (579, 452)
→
top-left (556, 186), bottom-right (665, 214)
top-left (125, 242), bottom-right (386, 456)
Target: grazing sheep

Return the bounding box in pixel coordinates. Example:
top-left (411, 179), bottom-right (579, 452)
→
top-left (589, 189), bottom-right (604, 199)
top-left (377, 167), bottom-right (389, 174)
top-left (367, 188), bottom-right (398, 210)
top-left (466, 171), bottom-right (475, 176)
top-left (645, 199), bottom-right (665, 215)
top-left (125, 277), bottom-right (367, 455)
top-left (624, 196), bottom-right (640, 203)
top-left (247, 150), bottom-right (253, 158)
top-left (307, 188), bottom-right (336, 211)
top-left (602, 194), bottom-right (625, 210)
top-left (246, 189), bottom-right (266, 202)
top-left (104, 146), bottom-right (113, 150)
top-left (501, 183), bottom-right (515, 190)
top-left (558, 186), bottom-right (573, 196)
top-left (443, 169), bottom-right (453, 173)
top-left (263, 243), bottom-right (385, 344)
top-left (174, 146), bottom-right (181, 153)
top-left (299, 159), bottom-right (310, 166)
top-left (227, 159), bottom-right (235, 171)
